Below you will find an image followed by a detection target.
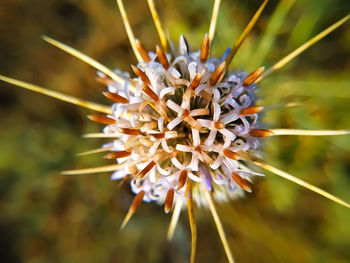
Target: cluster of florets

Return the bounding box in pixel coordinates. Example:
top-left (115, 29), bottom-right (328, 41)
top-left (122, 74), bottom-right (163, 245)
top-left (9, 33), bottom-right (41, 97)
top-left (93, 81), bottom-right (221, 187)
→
top-left (94, 35), bottom-right (266, 211)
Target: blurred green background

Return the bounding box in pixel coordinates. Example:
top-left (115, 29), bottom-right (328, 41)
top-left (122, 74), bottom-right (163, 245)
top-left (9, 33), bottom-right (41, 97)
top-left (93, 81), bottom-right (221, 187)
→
top-left (0, 0), bottom-right (350, 262)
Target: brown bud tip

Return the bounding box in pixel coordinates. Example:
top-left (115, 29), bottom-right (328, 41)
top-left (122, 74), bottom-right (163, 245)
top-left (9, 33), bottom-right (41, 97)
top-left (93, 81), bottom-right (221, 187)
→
top-left (120, 128), bottom-right (142, 136)
top-left (243, 66), bottom-right (265, 86)
top-left (156, 45), bottom-right (170, 70)
top-left (223, 149), bottom-right (239, 160)
top-left (130, 190), bottom-right (145, 213)
top-left (142, 83), bottom-right (159, 101)
top-left (150, 132), bottom-right (165, 139)
top-left (232, 173), bottom-right (252, 193)
top-left (177, 170), bottom-right (187, 190)
top-left (249, 129), bottom-right (274, 138)
top-left (131, 65), bottom-right (151, 86)
top-left (103, 92), bottom-right (129, 104)
top-left (213, 121), bottom-right (225, 130)
top-left (137, 160), bottom-right (156, 179)
top-left (200, 33), bottom-right (210, 63)
top-left (189, 73), bottom-right (203, 90)
top-left (164, 188), bottom-right (175, 213)
top-left (135, 39), bottom-right (151, 62)
top-left (240, 106), bottom-right (263, 115)
top-left (87, 115), bottom-right (116, 125)
top-left (103, 151), bottom-right (131, 159)
top-left (210, 61), bottom-right (226, 86)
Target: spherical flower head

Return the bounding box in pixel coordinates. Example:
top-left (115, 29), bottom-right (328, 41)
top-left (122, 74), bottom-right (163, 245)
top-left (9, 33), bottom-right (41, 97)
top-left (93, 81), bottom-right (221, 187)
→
top-left (98, 34), bottom-right (266, 211)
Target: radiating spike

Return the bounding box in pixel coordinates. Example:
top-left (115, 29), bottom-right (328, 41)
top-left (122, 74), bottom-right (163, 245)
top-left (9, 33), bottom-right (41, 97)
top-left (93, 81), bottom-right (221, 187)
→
top-left (77, 146), bottom-right (114, 156)
top-left (200, 33), bottom-right (210, 63)
top-left (210, 61), bottom-right (226, 86)
top-left (147, 0), bottom-right (168, 51)
top-left (115, 0), bottom-right (143, 62)
top-left (156, 45), bottom-right (170, 70)
top-left (41, 36), bottom-right (136, 91)
top-left (249, 129), bottom-right (275, 138)
top-left (103, 92), bottom-right (129, 104)
top-left (164, 188), bottom-right (175, 213)
top-left (131, 65), bottom-right (151, 86)
top-left (270, 129), bottom-right (350, 136)
top-left (242, 67), bottom-right (265, 86)
top-left (167, 200), bottom-right (183, 240)
top-left (0, 75), bottom-right (112, 114)
top-left (208, 0), bottom-right (222, 44)
top-left (202, 185), bottom-right (235, 263)
top-left (137, 160), bottom-right (156, 179)
top-left (87, 114), bottom-right (116, 125)
top-left (120, 190), bottom-right (145, 230)
top-left (103, 151), bottom-right (131, 159)
top-left (186, 181), bottom-right (197, 263)
top-left (225, 0), bottom-right (268, 67)
top-left (135, 39), bottom-right (151, 62)
top-left (240, 106), bottom-right (264, 115)
top-left (232, 173), bottom-right (252, 193)
top-left (62, 163), bottom-right (127, 175)
top-left (259, 14), bottom-right (350, 81)
top-left (250, 156), bottom-right (350, 209)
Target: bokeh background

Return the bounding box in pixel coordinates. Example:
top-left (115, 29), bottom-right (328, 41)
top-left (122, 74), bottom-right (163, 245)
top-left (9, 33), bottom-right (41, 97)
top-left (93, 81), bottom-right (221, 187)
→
top-left (1, 0), bottom-right (350, 262)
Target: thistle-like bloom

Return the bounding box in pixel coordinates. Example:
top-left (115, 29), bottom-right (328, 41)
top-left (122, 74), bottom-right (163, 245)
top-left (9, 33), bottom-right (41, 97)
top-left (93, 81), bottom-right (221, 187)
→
top-left (1, 0), bottom-right (350, 262)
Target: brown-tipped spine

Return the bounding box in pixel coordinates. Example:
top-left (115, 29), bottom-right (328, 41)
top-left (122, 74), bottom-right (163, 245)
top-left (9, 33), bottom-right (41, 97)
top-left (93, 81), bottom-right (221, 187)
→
top-left (137, 160), bottom-right (156, 179)
top-left (103, 92), bottom-right (129, 104)
top-left (142, 83), bottom-right (159, 101)
top-left (156, 45), bottom-right (169, 70)
top-left (249, 129), bottom-right (274, 138)
top-left (87, 115), bottom-right (116, 125)
top-left (223, 149), bottom-right (240, 160)
top-left (240, 106), bottom-right (263, 115)
top-left (200, 33), bottom-right (210, 63)
top-left (232, 173), bottom-right (252, 193)
top-left (103, 151), bottom-right (131, 159)
top-left (189, 73), bottom-right (202, 90)
top-left (130, 190), bottom-right (145, 213)
top-left (177, 170), bottom-right (187, 190)
top-left (164, 188), bottom-right (175, 213)
top-left (131, 65), bottom-right (151, 86)
top-left (135, 39), bottom-right (151, 62)
top-left (243, 66), bottom-right (265, 86)
top-left (210, 61), bottom-right (226, 86)
top-left (120, 128), bottom-right (144, 136)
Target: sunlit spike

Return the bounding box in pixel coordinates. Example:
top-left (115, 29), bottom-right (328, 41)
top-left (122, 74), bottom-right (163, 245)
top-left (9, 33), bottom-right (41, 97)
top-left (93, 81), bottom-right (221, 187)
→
top-left (115, 0), bottom-right (143, 62)
top-left (135, 39), bottom-right (151, 62)
top-left (225, 0), bottom-right (268, 67)
top-left (62, 163), bottom-right (127, 175)
top-left (250, 156), bottom-right (350, 209)
top-left (156, 45), bottom-right (170, 70)
top-left (177, 170), bottom-right (188, 190)
top-left (77, 146), bottom-right (114, 156)
top-left (120, 128), bottom-right (144, 136)
top-left (202, 185), bottom-right (235, 263)
top-left (83, 133), bottom-right (120, 138)
top-left (142, 83), bottom-right (159, 101)
top-left (87, 114), bottom-right (116, 125)
top-left (259, 14), bottom-right (350, 81)
top-left (189, 73), bottom-right (203, 90)
top-left (223, 149), bottom-right (239, 160)
top-left (167, 200), bottom-right (183, 240)
top-left (249, 129), bottom-right (275, 138)
top-left (164, 188), bottom-right (175, 213)
top-left (186, 181), bottom-right (197, 263)
top-left (243, 66), bottom-right (265, 86)
top-left (210, 61), bottom-right (226, 86)
top-left (137, 160), bottom-right (156, 179)
top-left (200, 33), bottom-right (210, 63)
top-left (208, 0), bottom-right (222, 44)
top-left (270, 129), bottom-right (350, 136)
top-left (0, 75), bottom-right (112, 114)
top-left (120, 190), bottom-right (145, 230)
top-left (103, 151), bottom-right (131, 159)
top-left (41, 36), bottom-right (136, 92)
top-left (232, 173), bottom-right (252, 193)
top-left (240, 106), bottom-right (264, 115)
top-left (131, 65), bottom-right (151, 86)
top-left (147, 0), bottom-right (168, 51)
top-left (103, 92), bottom-right (129, 104)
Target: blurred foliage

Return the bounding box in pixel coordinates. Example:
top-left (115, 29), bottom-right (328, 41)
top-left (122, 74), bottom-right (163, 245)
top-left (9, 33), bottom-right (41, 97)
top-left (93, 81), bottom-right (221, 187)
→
top-left (0, 0), bottom-right (350, 262)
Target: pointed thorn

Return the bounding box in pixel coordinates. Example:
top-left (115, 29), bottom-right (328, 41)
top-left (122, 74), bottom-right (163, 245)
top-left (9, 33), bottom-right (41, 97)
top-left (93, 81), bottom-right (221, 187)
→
top-left (243, 67), bottom-right (265, 86)
top-left (210, 61), bottom-right (226, 86)
top-left (135, 39), bottom-right (151, 62)
top-left (87, 114), bottom-right (116, 125)
top-left (120, 190), bottom-right (145, 230)
top-left (200, 33), bottom-right (210, 63)
top-left (103, 92), bottom-right (129, 104)
top-left (232, 173), bottom-right (252, 193)
top-left (131, 65), bottom-right (151, 86)
top-left (156, 45), bottom-right (170, 70)
top-left (240, 106), bottom-right (264, 115)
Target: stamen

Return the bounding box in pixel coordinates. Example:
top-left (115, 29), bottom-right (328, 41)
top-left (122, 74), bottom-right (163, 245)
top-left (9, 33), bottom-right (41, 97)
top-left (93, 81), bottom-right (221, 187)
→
top-left (249, 129), bottom-right (274, 138)
top-left (208, 0), bottom-right (222, 44)
top-left (156, 45), bottom-right (170, 70)
top-left (120, 128), bottom-right (143, 136)
top-left (167, 200), bottom-right (183, 240)
top-left (103, 151), bottom-right (131, 159)
top-left (135, 39), bottom-right (151, 62)
top-left (137, 160), bottom-right (156, 179)
top-left (200, 33), bottom-right (210, 63)
top-left (87, 115), bottom-right (116, 125)
top-left (223, 149), bottom-right (239, 160)
top-left (115, 0), bottom-right (143, 62)
top-left (131, 65), bottom-right (151, 85)
top-left (120, 190), bottom-right (145, 229)
top-left (164, 188), bottom-right (175, 213)
top-left (0, 75), bottom-right (112, 114)
top-left (189, 73), bottom-right (203, 90)
top-left (232, 173), bottom-right (252, 193)
top-left (242, 67), bottom-right (265, 86)
top-left (103, 92), bottom-right (129, 104)
top-left (142, 83), bottom-right (159, 101)
top-left (150, 132), bottom-right (165, 139)
top-left (240, 106), bottom-right (264, 115)
top-left (147, 0), bottom-right (168, 51)
top-left (210, 61), bottom-right (226, 86)
top-left (178, 170), bottom-right (188, 190)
